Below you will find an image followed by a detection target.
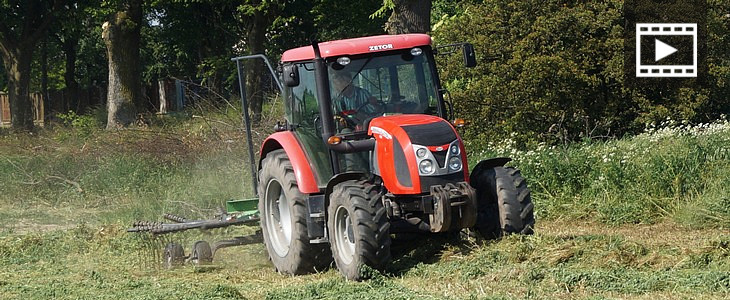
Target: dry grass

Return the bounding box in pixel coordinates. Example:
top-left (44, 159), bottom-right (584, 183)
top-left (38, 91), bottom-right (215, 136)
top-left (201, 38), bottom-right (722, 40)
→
top-left (0, 207), bottom-right (727, 299)
top-left (1, 107), bottom-right (728, 299)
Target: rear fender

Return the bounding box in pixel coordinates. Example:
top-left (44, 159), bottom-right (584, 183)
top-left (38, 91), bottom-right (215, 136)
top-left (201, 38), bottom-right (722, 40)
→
top-left (260, 132), bottom-right (320, 194)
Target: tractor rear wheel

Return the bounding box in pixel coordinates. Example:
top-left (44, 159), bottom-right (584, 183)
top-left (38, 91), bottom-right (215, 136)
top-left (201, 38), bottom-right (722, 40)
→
top-left (258, 149), bottom-right (331, 275)
top-left (470, 166), bottom-right (535, 238)
top-left (328, 180), bottom-right (391, 280)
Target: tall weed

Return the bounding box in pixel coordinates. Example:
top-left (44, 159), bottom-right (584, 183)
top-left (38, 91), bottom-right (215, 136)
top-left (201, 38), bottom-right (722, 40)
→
top-left (469, 118), bottom-right (730, 227)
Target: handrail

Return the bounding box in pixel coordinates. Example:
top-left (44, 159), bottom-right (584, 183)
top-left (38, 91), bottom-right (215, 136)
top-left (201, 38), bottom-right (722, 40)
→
top-left (231, 54), bottom-right (283, 94)
top-left (231, 53), bottom-right (283, 197)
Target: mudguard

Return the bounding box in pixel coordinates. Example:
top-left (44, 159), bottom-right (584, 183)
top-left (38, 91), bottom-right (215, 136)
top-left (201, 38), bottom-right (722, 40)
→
top-left (324, 172), bottom-right (368, 204)
top-left (260, 131), bottom-right (320, 194)
top-left (469, 157), bottom-right (512, 183)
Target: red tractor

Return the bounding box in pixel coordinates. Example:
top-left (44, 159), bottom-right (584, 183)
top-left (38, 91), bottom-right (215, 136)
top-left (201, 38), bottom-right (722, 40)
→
top-left (255, 34), bottom-right (534, 280)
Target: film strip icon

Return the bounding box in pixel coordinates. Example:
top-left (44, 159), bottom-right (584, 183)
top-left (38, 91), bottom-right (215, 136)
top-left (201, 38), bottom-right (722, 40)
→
top-left (635, 23), bottom-right (697, 78)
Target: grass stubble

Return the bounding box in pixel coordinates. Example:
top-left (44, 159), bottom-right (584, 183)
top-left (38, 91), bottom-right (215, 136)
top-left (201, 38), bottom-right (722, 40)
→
top-left (0, 116), bottom-right (728, 299)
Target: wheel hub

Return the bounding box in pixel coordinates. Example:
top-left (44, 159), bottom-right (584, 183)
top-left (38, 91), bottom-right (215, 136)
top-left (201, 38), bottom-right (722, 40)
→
top-left (334, 206), bottom-right (356, 265)
top-left (265, 179), bottom-right (291, 257)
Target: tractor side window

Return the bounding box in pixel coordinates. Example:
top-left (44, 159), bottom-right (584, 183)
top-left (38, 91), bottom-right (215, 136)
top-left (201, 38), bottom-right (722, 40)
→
top-left (290, 63), bottom-right (319, 130)
top-left (289, 63), bottom-right (333, 185)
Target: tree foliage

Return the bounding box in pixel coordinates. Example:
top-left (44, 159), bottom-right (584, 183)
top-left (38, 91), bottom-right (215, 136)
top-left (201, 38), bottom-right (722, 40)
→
top-left (373, 0), bottom-right (431, 33)
top-left (1, 0), bottom-right (726, 139)
top-left (0, 0), bottom-right (65, 130)
top-left (433, 0), bottom-right (730, 147)
top-left (0, 0), bottom-right (387, 129)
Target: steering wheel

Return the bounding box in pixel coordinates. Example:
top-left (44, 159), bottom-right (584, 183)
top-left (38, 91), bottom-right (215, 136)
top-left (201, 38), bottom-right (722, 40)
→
top-left (338, 100), bottom-right (386, 129)
top-left (355, 100), bottom-right (386, 115)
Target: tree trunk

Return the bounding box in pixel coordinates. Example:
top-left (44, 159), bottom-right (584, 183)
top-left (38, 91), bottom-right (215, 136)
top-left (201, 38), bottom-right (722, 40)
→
top-left (385, 0), bottom-right (432, 34)
top-left (158, 79), bottom-right (168, 114)
top-left (0, 0), bottom-right (62, 131)
top-left (2, 50), bottom-right (35, 130)
top-left (102, 0), bottom-right (143, 129)
top-left (41, 39), bottom-right (49, 115)
top-left (245, 9), bottom-right (268, 125)
top-left (62, 37), bottom-right (79, 112)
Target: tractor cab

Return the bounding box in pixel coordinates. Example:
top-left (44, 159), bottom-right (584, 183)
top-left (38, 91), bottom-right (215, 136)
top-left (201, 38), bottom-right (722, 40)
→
top-left (278, 34), bottom-right (460, 182)
top-left (285, 37), bottom-right (443, 130)
top-left (254, 34), bottom-right (534, 280)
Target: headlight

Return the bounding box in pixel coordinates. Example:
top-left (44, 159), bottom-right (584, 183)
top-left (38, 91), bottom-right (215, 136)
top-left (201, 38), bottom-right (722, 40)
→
top-left (450, 144), bottom-right (460, 155)
top-left (410, 47), bottom-right (423, 56)
top-left (448, 156), bottom-right (462, 172)
top-left (419, 159), bottom-right (434, 174)
top-left (416, 148), bottom-right (428, 158)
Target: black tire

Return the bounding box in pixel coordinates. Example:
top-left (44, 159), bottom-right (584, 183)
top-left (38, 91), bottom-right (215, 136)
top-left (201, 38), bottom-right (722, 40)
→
top-left (327, 180), bottom-right (391, 281)
top-left (191, 240), bottom-right (213, 265)
top-left (163, 243), bottom-right (184, 269)
top-left (258, 149), bottom-right (331, 275)
top-left (470, 166), bottom-right (535, 238)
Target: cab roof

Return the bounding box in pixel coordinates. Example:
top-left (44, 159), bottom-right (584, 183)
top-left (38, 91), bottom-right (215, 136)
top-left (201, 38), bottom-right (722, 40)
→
top-left (280, 34), bottom-right (432, 63)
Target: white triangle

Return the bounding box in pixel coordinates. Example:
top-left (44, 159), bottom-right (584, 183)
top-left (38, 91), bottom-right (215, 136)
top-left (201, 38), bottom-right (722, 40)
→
top-left (655, 39), bottom-right (678, 62)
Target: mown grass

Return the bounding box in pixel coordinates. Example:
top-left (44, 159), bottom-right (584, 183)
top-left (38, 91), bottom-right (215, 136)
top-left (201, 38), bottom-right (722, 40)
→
top-left (0, 221), bottom-right (727, 299)
top-left (0, 112), bottom-right (729, 299)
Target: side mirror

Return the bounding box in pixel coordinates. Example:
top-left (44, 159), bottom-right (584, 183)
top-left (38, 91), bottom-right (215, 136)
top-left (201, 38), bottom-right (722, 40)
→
top-left (283, 64), bottom-right (300, 87)
top-left (462, 43), bottom-right (477, 68)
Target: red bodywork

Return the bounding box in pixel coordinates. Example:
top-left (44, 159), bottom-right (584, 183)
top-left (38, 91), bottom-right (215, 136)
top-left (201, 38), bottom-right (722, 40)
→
top-left (281, 34), bottom-right (432, 62)
top-left (368, 114), bottom-right (469, 195)
top-left (271, 34), bottom-right (469, 196)
top-left (261, 116), bottom-right (469, 196)
top-left (260, 131), bottom-right (320, 194)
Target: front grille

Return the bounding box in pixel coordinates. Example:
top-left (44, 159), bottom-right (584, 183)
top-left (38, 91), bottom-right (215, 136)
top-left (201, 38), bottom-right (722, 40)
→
top-left (433, 150), bottom-right (447, 168)
top-left (420, 172), bottom-right (466, 193)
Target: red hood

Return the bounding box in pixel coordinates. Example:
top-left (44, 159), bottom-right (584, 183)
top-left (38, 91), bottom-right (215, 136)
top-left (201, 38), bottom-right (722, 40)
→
top-left (367, 114), bottom-right (445, 136)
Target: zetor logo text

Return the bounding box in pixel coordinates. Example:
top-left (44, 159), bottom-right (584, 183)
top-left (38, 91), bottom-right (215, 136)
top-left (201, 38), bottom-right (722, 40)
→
top-left (369, 44), bottom-right (394, 51)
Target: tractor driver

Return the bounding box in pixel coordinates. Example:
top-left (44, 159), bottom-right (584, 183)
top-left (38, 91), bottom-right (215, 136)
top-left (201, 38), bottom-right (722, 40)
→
top-left (331, 72), bottom-right (378, 171)
top-left (331, 72), bottom-right (382, 129)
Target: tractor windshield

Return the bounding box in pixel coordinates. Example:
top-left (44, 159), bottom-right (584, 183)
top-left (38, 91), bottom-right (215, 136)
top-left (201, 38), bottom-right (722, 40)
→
top-left (328, 49), bottom-right (441, 130)
top-left (284, 47), bottom-right (443, 183)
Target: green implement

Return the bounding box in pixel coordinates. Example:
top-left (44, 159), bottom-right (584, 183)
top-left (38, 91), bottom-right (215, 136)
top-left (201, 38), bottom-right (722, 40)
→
top-left (127, 198), bottom-right (260, 235)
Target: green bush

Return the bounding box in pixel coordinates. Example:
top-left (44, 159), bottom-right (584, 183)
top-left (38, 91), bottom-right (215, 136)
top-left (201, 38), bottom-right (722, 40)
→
top-left (56, 110), bottom-right (101, 137)
top-left (434, 0), bottom-right (730, 146)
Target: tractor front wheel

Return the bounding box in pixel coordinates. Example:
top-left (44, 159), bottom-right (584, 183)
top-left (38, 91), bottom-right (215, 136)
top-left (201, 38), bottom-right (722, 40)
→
top-left (328, 180), bottom-right (391, 280)
top-left (470, 166), bottom-right (535, 238)
top-left (258, 149), bottom-right (330, 275)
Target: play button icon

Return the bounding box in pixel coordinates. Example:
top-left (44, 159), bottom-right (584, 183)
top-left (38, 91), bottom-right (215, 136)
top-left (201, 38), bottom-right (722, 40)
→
top-left (655, 38), bottom-right (678, 61)
top-left (635, 23), bottom-right (697, 77)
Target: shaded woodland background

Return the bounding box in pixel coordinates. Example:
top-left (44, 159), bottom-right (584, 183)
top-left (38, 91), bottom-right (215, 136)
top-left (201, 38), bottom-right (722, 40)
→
top-left (0, 0), bottom-right (728, 146)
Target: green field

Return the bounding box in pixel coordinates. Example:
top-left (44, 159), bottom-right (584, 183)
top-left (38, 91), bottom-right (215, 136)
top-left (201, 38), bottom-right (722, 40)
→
top-left (1, 117), bottom-right (728, 299)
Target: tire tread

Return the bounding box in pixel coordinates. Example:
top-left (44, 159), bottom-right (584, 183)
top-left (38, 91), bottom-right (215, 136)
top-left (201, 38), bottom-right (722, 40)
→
top-left (328, 180), bottom-right (391, 280)
top-left (258, 149), bottom-right (331, 275)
